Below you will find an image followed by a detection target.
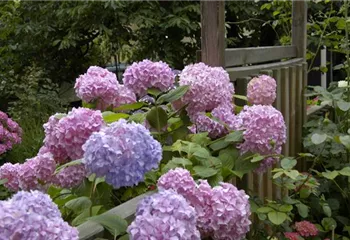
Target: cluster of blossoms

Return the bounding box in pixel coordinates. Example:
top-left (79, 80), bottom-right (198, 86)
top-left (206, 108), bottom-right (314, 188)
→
top-left (247, 75), bottom-right (276, 105)
top-left (0, 190), bottom-right (78, 240)
top-left (128, 189), bottom-right (200, 239)
top-left (0, 111), bottom-right (22, 155)
top-left (123, 59), bottom-right (175, 97)
top-left (75, 66), bottom-right (136, 111)
top-left (83, 119), bottom-right (162, 189)
top-left (178, 63), bottom-right (237, 138)
top-left (154, 168), bottom-right (251, 240)
top-left (235, 105), bottom-right (286, 172)
top-left (284, 221), bottom-right (318, 240)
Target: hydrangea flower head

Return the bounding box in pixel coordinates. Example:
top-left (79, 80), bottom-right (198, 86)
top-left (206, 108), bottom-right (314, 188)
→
top-left (179, 63), bottom-right (234, 116)
top-left (0, 111), bottom-right (22, 155)
top-left (295, 221), bottom-right (318, 237)
top-left (247, 75), bottom-right (277, 105)
top-left (157, 168), bottom-right (197, 200)
top-left (0, 163), bottom-right (20, 191)
top-left (43, 108), bottom-right (104, 163)
top-left (113, 84), bottom-right (137, 108)
top-left (123, 59), bottom-right (175, 96)
top-left (75, 66), bottom-right (119, 109)
top-left (83, 119), bottom-right (162, 189)
top-left (128, 190), bottom-right (200, 240)
top-left (284, 232), bottom-right (302, 240)
top-left (0, 190), bottom-right (78, 240)
top-left (236, 105), bottom-right (286, 173)
top-left (210, 183), bottom-right (251, 240)
top-left (52, 164), bottom-right (86, 189)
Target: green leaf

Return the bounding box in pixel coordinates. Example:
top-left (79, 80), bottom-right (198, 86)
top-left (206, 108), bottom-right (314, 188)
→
top-left (311, 133), bottom-right (327, 145)
top-left (257, 207), bottom-right (274, 213)
top-left (279, 204), bottom-right (293, 213)
top-left (156, 85), bottom-right (189, 104)
top-left (322, 217), bottom-right (337, 231)
top-left (102, 111), bottom-right (129, 123)
top-left (171, 157), bottom-right (193, 166)
top-left (218, 147), bottom-right (239, 170)
top-left (193, 148), bottom-right (211, 160)
top-left (300, 188), bottom-right (310, 199)
top-left (339, 167), bottom-right (350, 176)
top-left (128, 112), bottom-right (146, 123)
top-left (233, 94), bottom-right (248, 101)
top-left (273, 171), bottom-right (284, 179)
top-left (118, 234), bottom-right (130, 240)
top-left (193, 166), bottom-right (218, 178)
top-left (225, 131), bottom-right (244, 143)
top-left (146, 106), bottom-right (168, 131)
top-left (284, 170), bottom-right (299, 180)
top-left (0, 178), bottom-right (8, 185)
top-left (54, 159), bottom-right (82, 174)
top-left (298, 153), bottom-right (315, 158)
top-left (322, 171), bottom-right (339, 180)
top-left (113, 102), bottom-right (145, 111)
top-left (337, 18), bottom-right (346, 30)
top-left (281, 158), bottom-right (297, 170)
top-left (251, 154), bottom-right (265, 163)
top-left (267, 211), bottom-right (287, 225)
top-left (89, 214), bottom-right (128, 238)
top-left (65, 197), bottom-right (92, 214)
top-left (323, 204), bottom-right (332, 217)
top-left (147, 88), bottom-right (162, 97)
top-left (209, 139), bottom-right (230, 151)
top-left (296, 203), bottom-right (309, 218)
top-left (208, 173), bottom-right (224, 187)
top-left (339, 136), bottom-right (350, 150)
top-left (189, 133), bottom-right (211, 146)
top-left (337, 101), bottom-right (350, 111)
top-left (71, 205), bottom-right (103, 226)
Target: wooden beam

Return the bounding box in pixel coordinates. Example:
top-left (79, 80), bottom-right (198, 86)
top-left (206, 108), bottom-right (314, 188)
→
top-left (200, 1), bottom-right (225, 67)
top-left (292, 1), bottom-right (307, 59)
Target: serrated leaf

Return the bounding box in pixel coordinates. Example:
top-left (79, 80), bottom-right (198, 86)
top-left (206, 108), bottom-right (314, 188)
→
top-left (89, 214), bottom-right (128, 238)
top-left (65, 197), bottom-right (92, 214)
top-left (209, 139), bottom-right (230, 151)
top-left (224, 131), bottom-right (243, 143)
top-left (267, 211), bottom-right (287, 225)
top-left (193, 166), bottom-right (218, 178)
top-left (251, 154), bottom-right (265, 163)
top-left (146, 106), bottom-right (167, 131)
top-left (218, 147), bottom-right (239, 169)
top-left (311, 133), bottom-right (327, 145)
top-left (71, 205), bottom-right (102, 226)
top-left (156, 85), bottom-right (189, 104)
top-left (171, 157), bottom-right (192, 166)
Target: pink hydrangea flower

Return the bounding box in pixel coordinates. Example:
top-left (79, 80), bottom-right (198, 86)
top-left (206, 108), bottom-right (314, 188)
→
top-left (247, 75), bottom-right (277, 105)
top-left (284, 232), bottom-right (302, 240)
top-left (295, 221), bottom-right (318, 237)
top-left (157, 168), bottom-right (197, 200)
top-left (43, 108), bottom-right (104, 163)
top-left (123, 59), bottom-right (175, 97)
top-left (113, 84), bottom-right (137, 107)
top-left (179, 63), bottom-right (234, 116)
top-left (236, 105), bottom-right (286, 173)
top-left (0, 111), bottom-right (22, 155)
top-left (0, 163), bottom-right (20, 191)
top-left (52, 164), bottom-right (86, 189)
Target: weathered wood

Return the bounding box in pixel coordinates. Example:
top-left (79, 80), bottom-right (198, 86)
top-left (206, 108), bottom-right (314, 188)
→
top-left (78, 192), bottom-right (153, 240)
top-left (289, 66), bottom-right (297, 156)
top-left (292, 1), bottom-right (307, 59)
top-left (227, 58), bottom-right (304, 81)
top-left (234, 77), bottom-right (250, 106)
top-left (280, 67), bottom-right (290, 156)
top-left (272, 68), bottom-right (282, 110)
top-left (225, 46), bottom-right (297, 67)
top-left (295, 64), bottom-right (303, 155)
top-left (200, 1), bottom-right (225, 67)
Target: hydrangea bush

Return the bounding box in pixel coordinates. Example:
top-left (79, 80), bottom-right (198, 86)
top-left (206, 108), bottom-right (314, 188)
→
top-left (0, 62), bottom-right (295, 239)
top-left (0, 111), bottom-right (22, 156)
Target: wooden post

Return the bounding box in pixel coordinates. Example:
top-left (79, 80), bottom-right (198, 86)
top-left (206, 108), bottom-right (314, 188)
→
top-left (200, 1), bottom-right (225, 67)
top-left (292, 1), bottom-right (307, 59)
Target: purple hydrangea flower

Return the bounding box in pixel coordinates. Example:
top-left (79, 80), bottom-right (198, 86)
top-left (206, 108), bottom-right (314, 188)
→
top-left (210, 183), bottom-right (251, 240)
top-left (247, 75), bottom-right (277, 105)
top-left (123, 59), bottom-right (175, 97)
top-left (236, 105), bottom-right (286, 173)
top-left (113, 84), bottom-right (137, 108)
top-left (75, 66), bottom-right (119, 109)
top-left (179, 63), bottom-right (234, 116)
top-left (0, 190), bottom-right (78, 240)
top-left (128, 190), bottom-right (200, 240)
top-left (0, 163), bottom-right (20, 191)
top-left (157, 168), bottom-right (197, 200)
top-left (43, 108), bottom-right (104, 163)
top-left (0, 111), bottom-right (22, 155)
top-left (82, 119), bottom-right (162, 189)
top-left (52, 164), bottom-right (86, 189)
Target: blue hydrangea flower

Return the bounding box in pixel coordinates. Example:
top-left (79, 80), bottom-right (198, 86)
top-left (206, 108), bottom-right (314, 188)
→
top-left (82, 119), bottom-right (162, 189)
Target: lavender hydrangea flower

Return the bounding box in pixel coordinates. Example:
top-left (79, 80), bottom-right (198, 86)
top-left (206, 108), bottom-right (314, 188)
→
top-left (82, 119), bottom-right (162, 189)
top-left (247, 75), bottom-right (277, 105)
top-left (123, 59), bottom-right (175, 97)
top-left (0, 163), bottom-right (20, 191)
top-left (210, 183), bottom-right (251, 240)
top-left (0, 111), bottom-right (22, 155)
top-left (52, 164), bottom-right (86, 189)
top-left (43, 108), bottom-right (104, 163)
top-left (179, 63), bottom-right (234, 116)
top-left (157, 168), bottom-right (197, 200)
top-left (236, 105), bottom-right (286, 173)
top-left (113, 84), bottom-right (137, 108)
top-left (128, 190), bottom-right (200, 240)
top-left (0, 191), bottom-right (78, 240)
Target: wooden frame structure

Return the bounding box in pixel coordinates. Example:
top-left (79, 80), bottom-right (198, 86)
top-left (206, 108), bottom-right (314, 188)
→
top-left (78, 1), bottom-right (308, 239)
